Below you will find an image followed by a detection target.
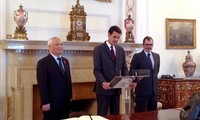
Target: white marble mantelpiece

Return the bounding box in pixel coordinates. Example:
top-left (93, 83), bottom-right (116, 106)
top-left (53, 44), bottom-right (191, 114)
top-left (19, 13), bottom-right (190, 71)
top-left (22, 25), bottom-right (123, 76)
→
top-left (0, 39), bottom-right (142, 120)
top-left (0, 39), bottom-right (142, 51)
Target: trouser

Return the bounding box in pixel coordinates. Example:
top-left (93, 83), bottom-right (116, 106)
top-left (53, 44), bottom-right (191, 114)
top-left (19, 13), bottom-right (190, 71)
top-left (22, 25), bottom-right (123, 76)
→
top-left (135, 95), bottom-right (157, 112)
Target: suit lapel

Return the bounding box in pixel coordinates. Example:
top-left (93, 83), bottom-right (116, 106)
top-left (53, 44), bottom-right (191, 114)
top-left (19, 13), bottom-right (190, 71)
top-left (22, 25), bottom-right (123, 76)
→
top-left (62, 57), bottom-right (69, 76)
top-left (152, 53), bottom-right (157, 69)
top-left (115, 46), bottom-right (120, 66)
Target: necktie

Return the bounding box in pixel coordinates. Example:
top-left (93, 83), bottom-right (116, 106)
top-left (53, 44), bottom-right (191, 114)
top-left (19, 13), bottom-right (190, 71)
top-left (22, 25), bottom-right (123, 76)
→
top-left (147, 53), bottom-right (153, 70)
top-left (57, 57), bottom-right (65, 74)
top-left (110, 46), bottom-right (115, 60)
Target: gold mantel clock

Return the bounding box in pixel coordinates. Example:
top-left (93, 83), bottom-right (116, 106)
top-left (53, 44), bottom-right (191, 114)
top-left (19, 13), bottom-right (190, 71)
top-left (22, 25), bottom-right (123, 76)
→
top-left (66, 0), bottom-right (90, 41)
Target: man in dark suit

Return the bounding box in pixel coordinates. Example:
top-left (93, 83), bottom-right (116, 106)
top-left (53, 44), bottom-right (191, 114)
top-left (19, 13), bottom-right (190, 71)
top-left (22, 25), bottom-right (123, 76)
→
top-left (129, 36), bottom-right (160, 112)
top-left (37, 37), bottom-right (72, 120)
top-left (93, 25), bottom-right (136, 116)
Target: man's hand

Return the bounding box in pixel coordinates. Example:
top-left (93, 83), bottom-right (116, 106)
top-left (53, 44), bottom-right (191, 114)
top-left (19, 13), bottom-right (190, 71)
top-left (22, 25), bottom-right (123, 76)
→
top-left (42, 103), bottom-right (50, 111)
top-left (102, 82), bottom-right (110, 90)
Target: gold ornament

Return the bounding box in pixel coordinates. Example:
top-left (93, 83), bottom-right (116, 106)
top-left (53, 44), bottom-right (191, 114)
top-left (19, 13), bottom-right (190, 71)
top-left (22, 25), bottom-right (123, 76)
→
top-left (124, 15), bottom-right (134, 43)
top-left (13, 5), bottom-right (28, 40)
top-left (66, 0), bottom-right (90, 41)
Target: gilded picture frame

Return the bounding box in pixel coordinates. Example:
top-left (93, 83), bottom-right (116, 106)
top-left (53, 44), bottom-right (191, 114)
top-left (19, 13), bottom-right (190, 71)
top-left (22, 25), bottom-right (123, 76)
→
top-left (166, 18), bottom-right (196, 49)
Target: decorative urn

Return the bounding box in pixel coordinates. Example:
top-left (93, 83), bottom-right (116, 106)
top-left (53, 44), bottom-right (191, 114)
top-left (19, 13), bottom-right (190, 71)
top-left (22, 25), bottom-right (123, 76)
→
top-left (182, 51), bottom-right (196, 77)
top-left (124, 15), bottom-right (134, 43)
top-left (13, 4), bottom-right (28, 40)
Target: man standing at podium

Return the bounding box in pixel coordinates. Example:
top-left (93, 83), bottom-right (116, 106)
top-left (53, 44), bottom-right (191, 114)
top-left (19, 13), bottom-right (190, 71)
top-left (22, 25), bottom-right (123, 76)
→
top-left (129, 36), bottom-right (160, 112)
top-left (93, 25), bottom-right (129, 116)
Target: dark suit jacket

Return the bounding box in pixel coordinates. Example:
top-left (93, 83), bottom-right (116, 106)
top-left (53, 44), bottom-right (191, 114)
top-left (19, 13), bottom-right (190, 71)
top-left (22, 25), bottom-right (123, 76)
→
top-left (130, 50), bottom-right (160, 96)
top-left (93, 41), bottom-right (129, 95)
top-left (36, 54), bottom-right (72, 111)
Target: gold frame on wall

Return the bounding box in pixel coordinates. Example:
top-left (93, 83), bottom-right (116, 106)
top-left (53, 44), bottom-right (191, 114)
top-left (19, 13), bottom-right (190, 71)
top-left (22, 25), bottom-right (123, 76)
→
top-left (166, 18), bottom-right (196, 49)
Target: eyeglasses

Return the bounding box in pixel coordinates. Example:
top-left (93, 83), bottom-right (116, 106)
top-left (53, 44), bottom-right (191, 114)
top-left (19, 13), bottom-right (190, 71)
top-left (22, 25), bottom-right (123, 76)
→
top-left (144, 44), bottom-right (153, 46)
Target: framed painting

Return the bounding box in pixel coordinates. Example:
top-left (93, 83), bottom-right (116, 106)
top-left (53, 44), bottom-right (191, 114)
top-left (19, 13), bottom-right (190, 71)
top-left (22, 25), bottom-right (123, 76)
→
top-left (166, 18), bottom-right (196, 49)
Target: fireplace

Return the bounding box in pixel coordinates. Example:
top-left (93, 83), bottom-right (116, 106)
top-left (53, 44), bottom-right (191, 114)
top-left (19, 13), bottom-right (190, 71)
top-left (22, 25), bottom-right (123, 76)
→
top-left (0, 40), bottom-right (142, 120)
top-left (33, 82), bottom-right (96, 120)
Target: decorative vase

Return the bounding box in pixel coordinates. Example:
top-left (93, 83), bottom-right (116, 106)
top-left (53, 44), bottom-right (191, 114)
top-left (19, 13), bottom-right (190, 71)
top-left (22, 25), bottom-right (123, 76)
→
top-left (182, 51), bottom-right (196, 77)
top-left (13, 4), bottom-right (28, 40)
top-left (124, 15), bottom-right (134, 43)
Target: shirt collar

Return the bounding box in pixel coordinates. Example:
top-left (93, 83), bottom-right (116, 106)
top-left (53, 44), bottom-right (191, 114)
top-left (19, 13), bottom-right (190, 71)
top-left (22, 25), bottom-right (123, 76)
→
top-left (144, 51), bottom-right (152, 56)
top-left (106, 41), bottom-right (115, 49)
top-left (50, 53), bottom-right (61, 60)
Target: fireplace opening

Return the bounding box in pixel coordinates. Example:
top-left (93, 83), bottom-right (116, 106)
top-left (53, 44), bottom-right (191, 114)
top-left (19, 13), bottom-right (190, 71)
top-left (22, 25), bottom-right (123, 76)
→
top-left (33, 85), bottom-right (43, 120)
top-left (33, 83), bottom-right (97, 120)
top-left (69, 99), bottom-right (96, 117)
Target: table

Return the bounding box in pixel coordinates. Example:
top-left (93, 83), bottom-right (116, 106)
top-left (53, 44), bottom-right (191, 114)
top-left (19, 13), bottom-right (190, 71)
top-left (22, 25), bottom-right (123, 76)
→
top-left (104, 109), bottom-right (181, 120)
top-left (158, 78), bottom-right (200, 109)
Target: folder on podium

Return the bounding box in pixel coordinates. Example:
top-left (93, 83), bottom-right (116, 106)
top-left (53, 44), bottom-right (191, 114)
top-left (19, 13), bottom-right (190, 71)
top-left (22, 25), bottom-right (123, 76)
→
top-left (109, 76), bottom-right (133, 88)
top-left (109, 69), bottom-right (150, 89)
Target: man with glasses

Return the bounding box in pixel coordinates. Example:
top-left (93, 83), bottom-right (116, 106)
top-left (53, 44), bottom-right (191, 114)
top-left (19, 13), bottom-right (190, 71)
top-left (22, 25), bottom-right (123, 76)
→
top-left (129, 36), bottom-right (160, 112)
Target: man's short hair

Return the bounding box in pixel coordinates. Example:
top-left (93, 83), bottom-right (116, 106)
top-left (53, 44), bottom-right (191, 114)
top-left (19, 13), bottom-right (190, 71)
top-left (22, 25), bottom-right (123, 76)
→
top-left (108, 25), bottom-right (122, 35)
top-left (47, 36), bottom-right (60, 46)
top-left (143, 36), bottom-right (153, 45)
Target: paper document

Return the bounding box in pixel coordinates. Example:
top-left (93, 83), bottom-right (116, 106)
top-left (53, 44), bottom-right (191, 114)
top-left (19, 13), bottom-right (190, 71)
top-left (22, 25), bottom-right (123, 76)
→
top-left (63, 115), bottom-right (108, 120)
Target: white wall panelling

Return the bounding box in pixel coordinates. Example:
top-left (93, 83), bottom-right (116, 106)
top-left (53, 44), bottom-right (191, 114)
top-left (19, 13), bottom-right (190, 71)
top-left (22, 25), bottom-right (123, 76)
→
top-left (5, 0), bottom-right (123, 41)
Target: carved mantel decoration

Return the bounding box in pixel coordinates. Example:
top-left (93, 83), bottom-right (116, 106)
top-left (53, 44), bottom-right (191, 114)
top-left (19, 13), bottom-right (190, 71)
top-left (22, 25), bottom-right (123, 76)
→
top-left (66, 0), bottom-right (90, 41)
